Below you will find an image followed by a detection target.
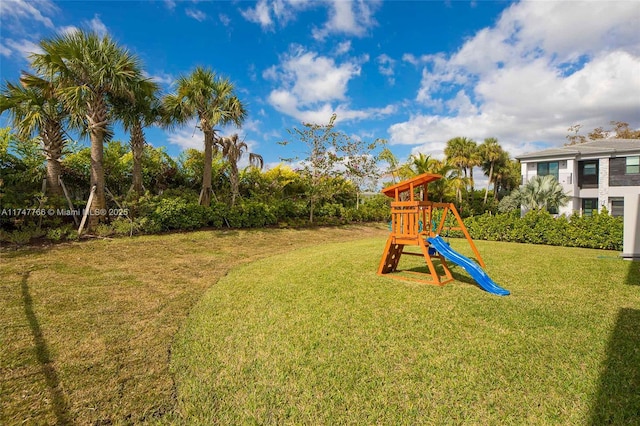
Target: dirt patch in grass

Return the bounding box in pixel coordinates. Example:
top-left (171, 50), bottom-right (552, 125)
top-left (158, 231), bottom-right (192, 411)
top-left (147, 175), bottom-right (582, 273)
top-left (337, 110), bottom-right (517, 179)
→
top-left (0, 224), bottom-right (388, 424)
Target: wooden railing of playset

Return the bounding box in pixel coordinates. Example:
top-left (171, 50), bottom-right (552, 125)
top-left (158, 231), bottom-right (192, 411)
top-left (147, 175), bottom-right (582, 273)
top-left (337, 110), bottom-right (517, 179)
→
top-left (388, 200), bottom-right (485, 268)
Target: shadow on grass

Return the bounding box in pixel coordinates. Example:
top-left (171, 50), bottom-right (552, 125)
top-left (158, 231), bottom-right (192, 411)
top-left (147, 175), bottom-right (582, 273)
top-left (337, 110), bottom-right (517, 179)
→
top-left (625, 260), bottom-right (639, 286)
top-left (589, 307), bottom-right (640, 425)
top-left (21, 272), bottom-right (71, 425)
top-left (405, 262), bottom-right (478, 287)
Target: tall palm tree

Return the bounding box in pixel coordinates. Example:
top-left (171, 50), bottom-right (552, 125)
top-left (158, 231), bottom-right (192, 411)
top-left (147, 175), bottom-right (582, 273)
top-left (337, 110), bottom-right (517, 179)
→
top-left (478, 137), bottom-right (504, 205)
top-left (30, 30), bottom-right (144, 228)
top-left (444, 136), bottom-right (479, 191)
top-left (0, 76), bottom-right (69, 197)
top-left (219, 133), bottom-right (263, 206)
top-left (162, 67), bottom-right (246, 206)
top-left (111, 78), bottom-right (160, 197)
top-left (445, 136), bottom-right (479, 207)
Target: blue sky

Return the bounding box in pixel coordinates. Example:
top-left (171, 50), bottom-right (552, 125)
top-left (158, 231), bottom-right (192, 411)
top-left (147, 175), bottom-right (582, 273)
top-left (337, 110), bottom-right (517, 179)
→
top-left (1, 0), bottom-right (639, 175)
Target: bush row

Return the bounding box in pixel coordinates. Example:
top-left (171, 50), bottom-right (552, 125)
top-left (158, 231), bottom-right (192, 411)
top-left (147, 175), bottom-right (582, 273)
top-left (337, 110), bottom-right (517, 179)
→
top-left (1, 194), bottom-right (624, 253)
top-left (458, 209), bottom-right (623, 251)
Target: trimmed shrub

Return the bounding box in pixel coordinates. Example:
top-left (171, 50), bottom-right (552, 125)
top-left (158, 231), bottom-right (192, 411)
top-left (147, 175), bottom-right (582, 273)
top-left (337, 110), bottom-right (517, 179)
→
top-left (227, 201), bottom-right (277, 228)
top-left (463, 209), bottom-right (623, 251)
top-left (148, 197), bottom-right (210, 231)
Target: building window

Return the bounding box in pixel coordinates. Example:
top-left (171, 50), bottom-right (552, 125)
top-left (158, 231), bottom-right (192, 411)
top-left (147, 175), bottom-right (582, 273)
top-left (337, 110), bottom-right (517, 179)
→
top-left (578, 160), bottom-right (598, 188)
top-left (626, 156), bottom-right (640, 174)
top-left (537, 161), bottom-right (559, 180)
top-left (583, 163), bottom-right (597, 175)
top-left (610, 198), bottom-right (624, 217)
top-left (582, 198), bottom-right (598, 216)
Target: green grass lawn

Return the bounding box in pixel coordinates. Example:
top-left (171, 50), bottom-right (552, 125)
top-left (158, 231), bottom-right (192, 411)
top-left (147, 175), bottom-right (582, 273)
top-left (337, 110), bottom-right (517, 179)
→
top-left (1, 228), bottom-right (638, 424)
top-left (0, 225), bottom-right (389, 424)
top-left (170, 238), bottom-right (640, 425)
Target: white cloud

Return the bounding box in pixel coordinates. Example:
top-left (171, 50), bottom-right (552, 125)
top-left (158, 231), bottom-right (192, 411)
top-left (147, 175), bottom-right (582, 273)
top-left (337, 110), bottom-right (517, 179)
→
top-left (167, 118), bottom-right (204, 151)
top-left (241, 0), bottom-right (271, 28)
top-left (3, 38), bottom-right (44, 61)
top-left (391, 0), bottom-right (640, 158)
top-left (167, 118), bottom-right (254, 152)
top-left (265, 46), bottom-right (362, 106)
top-left (241, 118), bottom-right (261, 133)
top-left (0, 0), bottom-right (56, 29)
top-left (334, 40), bottom-right (352, 56)
top-left (265, 46), bottom-right (396, 123)
top-left (241, 0), bottom-right (300, 29)
top-left (85, 14), bottom-right (108, 37)
top-left (58, 25), bottom-right (79, 36)
top-left (241, 0), bottom-right (380, 39)
top-left (144, 71), bottom-right (174, 86)
top-left (312, 0), bottom-right (381, 40)
top-left (376, 53), bottom-right (395, 85)
top-left (186, 8), bottom-right (207, 22)
top-left (0, 43), bottom-right (12, 57)
top-left (164, 0), bottom-right (176, 11)
top-left (402, 53), bottom-right (430, 67)
top-left (446, 90), bottom-right (478, 116)
top-left (219, 13), bottom-right (231, 26)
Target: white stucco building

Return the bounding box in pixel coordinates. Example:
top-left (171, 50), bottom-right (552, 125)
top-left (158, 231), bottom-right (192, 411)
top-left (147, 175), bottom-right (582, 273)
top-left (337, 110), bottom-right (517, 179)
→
top-left (516, 139), bottom-right (640, 260)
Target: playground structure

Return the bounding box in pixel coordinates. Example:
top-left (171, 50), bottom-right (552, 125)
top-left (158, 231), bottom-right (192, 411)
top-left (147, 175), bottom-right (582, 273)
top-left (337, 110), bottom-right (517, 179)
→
top-left (377, 173), bottom-right (509, 295)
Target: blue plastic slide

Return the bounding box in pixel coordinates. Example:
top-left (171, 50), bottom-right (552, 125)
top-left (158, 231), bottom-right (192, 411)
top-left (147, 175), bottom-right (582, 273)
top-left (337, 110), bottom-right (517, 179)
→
top-left (427, 236), bottom-right (510, 296)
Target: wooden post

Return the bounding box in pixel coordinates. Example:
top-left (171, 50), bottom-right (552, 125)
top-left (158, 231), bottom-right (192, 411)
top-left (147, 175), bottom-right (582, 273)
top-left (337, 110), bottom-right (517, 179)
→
top-left (37, 179), bottom-right (47, 228)
top-left (105, 187), bottom-right (124, 210)
top-left (448, 203), bottom-right (485, 268)
top-left (78, 185), bottom-right (96, 235)
top-left (59, 177), bottom-right (79, 226)
top-left (105, 186), bottom-right (135, 237)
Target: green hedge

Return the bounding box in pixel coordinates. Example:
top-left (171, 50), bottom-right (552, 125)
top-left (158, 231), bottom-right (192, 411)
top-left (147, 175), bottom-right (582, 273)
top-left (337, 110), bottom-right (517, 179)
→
top-left (462, 209), bottom-right (623, 251)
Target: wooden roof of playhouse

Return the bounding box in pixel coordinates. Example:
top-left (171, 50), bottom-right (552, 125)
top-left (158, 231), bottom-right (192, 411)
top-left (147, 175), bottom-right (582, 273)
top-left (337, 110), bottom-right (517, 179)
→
top-left (381, 173), bottom-right (442, 202)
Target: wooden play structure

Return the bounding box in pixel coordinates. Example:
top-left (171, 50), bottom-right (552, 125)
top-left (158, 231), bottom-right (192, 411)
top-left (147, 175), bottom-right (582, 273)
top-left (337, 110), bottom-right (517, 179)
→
top-left (377, 173), bottom-right (485, 285)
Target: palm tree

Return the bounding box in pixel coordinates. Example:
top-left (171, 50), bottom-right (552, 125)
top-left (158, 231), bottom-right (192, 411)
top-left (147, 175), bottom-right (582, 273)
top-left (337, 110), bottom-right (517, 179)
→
top-left (162, 67), bottom-right (246, 206)
top-left (517, 175), bottom-right (569, 212)
top-left (425, 158), bottom-right (460, 203)
top-left (378, 146), bottom-right (400, 184)
top-left (219, 133), bottom-right (263, 206)
top-left (399, 153), bottom-right (461, 203)
top-left (111, 78), bottom-right (160, 197)
top-left (0, 76), bottom-right (69, 197)
top-left (493, 155), bottom-right (520, 199)
top-left (478, 137), bottom-right (504, 205)
top-left (444, 136), bottom-right (479, 192)
top-left (30, 30), bottom-right (144, 229)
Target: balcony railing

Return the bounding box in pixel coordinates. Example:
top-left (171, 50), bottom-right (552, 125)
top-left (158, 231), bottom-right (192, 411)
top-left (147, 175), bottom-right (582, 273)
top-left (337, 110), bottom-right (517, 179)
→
top-left (524, 172), bottom-right (573, 186)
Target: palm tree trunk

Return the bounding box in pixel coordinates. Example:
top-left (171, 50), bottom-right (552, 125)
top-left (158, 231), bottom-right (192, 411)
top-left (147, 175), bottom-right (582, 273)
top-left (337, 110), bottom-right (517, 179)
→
top-left (87, 96), bottom-right (108, 229)
top-left (483, 162), bottom-right (494, 205)
top-left (130, 120), bottom-right (145, 197)
top-left (468, 166), bottom-right (474, 204)
top-left (200, 127), bottom-right (214, 206)
top-left (43, 119), bottom-right (64, 197)
top-left (230, 164), bottom-right (239, 207)
top-left (46, 158), bottom-right (63, 197)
